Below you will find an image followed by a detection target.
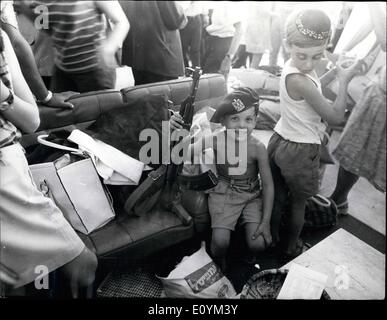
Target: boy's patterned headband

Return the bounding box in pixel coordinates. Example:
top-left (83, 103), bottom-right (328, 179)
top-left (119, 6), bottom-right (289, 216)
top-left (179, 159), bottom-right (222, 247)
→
top-left (295, 13), bottom-right (330, 40)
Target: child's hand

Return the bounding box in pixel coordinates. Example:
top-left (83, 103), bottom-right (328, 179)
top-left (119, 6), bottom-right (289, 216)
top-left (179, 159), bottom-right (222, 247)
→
top-left (336, 59), bottom-right (365, 83)
top-left (170, 112), bottom-right (185, 130)
top-left (252, 221), bottom-right (272, 247)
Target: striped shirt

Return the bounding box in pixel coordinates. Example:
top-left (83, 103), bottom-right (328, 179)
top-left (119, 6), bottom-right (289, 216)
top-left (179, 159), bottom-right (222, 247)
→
top-left (0, 30), bottom-right (20, 148)
top-left (31, 1), bottom-right (107, 73)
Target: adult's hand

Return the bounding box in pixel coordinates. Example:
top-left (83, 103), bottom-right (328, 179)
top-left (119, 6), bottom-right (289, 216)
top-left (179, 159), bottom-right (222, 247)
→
top-left (61, 246), bottom-right (98, 299)
top-left (98, 41), bottom-right (117, 69)
top-left (44, 92), bottom-right (78, 109)
top-left (336, 59), bottom-right (365, 84)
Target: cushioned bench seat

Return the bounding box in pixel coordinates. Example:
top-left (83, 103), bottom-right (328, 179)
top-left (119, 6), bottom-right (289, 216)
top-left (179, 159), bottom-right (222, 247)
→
top-left (78, 208), bottom-right (194, 259)
top-left (22, 73), bottom-right (227, 260)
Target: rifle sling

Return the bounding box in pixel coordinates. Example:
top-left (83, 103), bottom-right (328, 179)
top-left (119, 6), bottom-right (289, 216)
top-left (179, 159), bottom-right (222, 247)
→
top-left (124, 165), bottom-right (167, 215)
top-left (177, 170), bottom-right (218, 191)
top-left (134, 189), bottom-right (162, 216)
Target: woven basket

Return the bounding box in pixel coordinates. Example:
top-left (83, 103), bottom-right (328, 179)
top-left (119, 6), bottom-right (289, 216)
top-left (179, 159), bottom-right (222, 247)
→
top-left (240, 269), bottom-right (330, 300)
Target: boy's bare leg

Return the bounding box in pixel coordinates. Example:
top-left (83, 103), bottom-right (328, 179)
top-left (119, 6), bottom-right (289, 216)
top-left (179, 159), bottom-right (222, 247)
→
top-left (270, 178), bottom-right (288, 246)
top-left (211, 228), bottom-right (231, 272)
top-left (284, 195), bottom-right (307, 255)
top-left (270, 201), bottom-right (283, 246)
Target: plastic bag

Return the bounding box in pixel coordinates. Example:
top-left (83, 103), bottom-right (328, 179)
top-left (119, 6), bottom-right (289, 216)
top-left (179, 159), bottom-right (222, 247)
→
top-left (157, 242), bottom-right (237, 298)
top-left (182, 111), bottom-right (218, 177)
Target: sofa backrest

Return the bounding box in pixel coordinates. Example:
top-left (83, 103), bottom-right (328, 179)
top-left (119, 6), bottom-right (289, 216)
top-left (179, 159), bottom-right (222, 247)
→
top-left (21, 74), bottom-right (226, 148)
top-left (121, 73), bottom-right (226, 114)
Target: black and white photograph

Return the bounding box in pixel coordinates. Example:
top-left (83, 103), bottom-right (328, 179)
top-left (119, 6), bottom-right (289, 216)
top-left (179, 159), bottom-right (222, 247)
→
top-left (0, 0), bottom-right (385, 309)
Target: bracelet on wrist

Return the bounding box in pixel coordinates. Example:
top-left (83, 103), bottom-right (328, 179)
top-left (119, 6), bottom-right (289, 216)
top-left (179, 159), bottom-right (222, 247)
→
top-left (38, 90), bottom-right (53, 104)
top-left (0, 88), bottom-right (14, 112)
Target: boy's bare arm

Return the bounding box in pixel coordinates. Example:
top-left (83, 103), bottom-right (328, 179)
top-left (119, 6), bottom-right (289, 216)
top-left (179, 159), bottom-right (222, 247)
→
top-left (288, 62), bottom-right (363, 126)
top-left (255, 141), bottom-right (274, 226)
top-left (252, 140), bottom-right (274, 246)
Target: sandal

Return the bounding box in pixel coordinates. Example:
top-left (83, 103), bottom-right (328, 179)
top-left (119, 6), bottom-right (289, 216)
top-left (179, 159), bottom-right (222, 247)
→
top-left (280, 239), bottom-right (308, 263)
top-left (336, 201), bottom-right (349, 216)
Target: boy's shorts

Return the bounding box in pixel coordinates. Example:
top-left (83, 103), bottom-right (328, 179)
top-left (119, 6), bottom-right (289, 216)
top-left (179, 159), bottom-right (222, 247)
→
top-left (207, 177), bottom-right (263, 231)
top-left (267, 132), bottom-right (320, 199)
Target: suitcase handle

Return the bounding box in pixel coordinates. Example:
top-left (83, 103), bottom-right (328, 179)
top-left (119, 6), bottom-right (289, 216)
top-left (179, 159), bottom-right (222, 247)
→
top-left (37, 135), bottom-right (85, 156)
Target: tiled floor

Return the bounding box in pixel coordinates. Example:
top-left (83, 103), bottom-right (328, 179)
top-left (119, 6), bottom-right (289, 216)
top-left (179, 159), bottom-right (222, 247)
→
top-left (320, 130), bottom-right (386, 235)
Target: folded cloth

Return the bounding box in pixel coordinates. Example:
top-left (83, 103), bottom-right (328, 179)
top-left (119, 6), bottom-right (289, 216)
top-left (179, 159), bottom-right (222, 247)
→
top-left (68, 129), bottom-right (150, 185)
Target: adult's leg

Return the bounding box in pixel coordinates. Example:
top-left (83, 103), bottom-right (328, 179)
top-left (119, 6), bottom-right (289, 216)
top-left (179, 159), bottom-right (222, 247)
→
top-left (231, 44), bottom-right (248, 68)
top-left (202, 35), bottom-right (232, 74)
top-left (270, 18), bottom-right (282, 67)
top-left (250, 53), bottom-right (263, 69)
top-left (189, 15), bottom-right (203, 68)
top-left (72, 65), bottom-right (116, 93)
top-left (330, 166), bottom-right (359, 206)
top-left (132, 69), bottom-right (146, 86)
top-left (179, 19), bottom-right (192, 67)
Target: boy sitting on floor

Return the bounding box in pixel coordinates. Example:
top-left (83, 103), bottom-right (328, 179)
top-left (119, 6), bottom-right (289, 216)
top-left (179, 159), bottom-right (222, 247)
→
top-left (170, 87), bottom-right (274, 270)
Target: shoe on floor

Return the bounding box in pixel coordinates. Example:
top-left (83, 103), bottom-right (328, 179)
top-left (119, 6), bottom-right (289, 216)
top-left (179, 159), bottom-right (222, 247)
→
top-left (279, 239), bottom-right (309, 264)
top-left (336, 201), bottom-right (349, 215)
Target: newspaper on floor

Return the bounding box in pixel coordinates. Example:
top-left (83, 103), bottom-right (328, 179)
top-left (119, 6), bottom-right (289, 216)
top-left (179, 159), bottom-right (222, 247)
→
top-left (277, 263), bottom-right (328, 300)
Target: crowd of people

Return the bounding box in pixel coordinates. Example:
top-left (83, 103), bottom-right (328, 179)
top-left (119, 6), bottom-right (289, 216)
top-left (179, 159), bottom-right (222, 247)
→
top-left (0, 1), bottom-right (385, 297)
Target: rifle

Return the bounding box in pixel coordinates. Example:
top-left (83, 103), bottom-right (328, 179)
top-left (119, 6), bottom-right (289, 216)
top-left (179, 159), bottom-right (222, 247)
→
top-left (124, 67), bottom-right (217, 219)
top-left (166, 67), bottom-right (202, 185)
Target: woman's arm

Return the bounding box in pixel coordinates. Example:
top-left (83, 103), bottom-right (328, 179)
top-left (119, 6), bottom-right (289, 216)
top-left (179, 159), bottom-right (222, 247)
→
top-left (96, 1), bottom-right (130, 54)
top-left (1, 31), bottom-right (39, 133)
top-left (368, 3), bottom-right (386, 51)
top-left (341, 3), bottom-right (386, 53)
top-left (219, 22), bottom-right (242, 77)
top-left (342, 19), bottom-right (373, 53)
